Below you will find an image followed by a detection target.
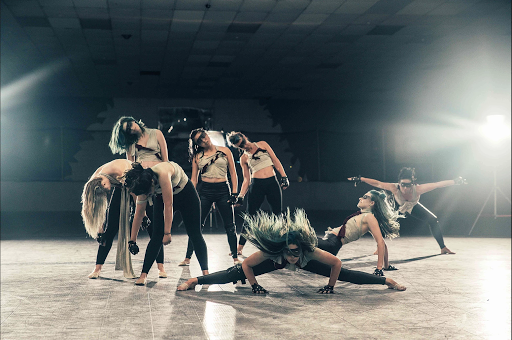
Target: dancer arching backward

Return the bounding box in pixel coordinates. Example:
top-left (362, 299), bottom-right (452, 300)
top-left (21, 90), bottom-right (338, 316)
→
top-left (319, 190), bottom-right (401, 277)
top-left (81, 159), bottom-right (136, 279)
top-left (227, 131), bottom-right (289, 255)
top-left (109, 116), bottom-right (169, 276)
top-left (349, 167), bottom-right (466, 254)
top-left (178, 129), bottom-right (241, 267)
top-left (177, 209), bottom-right (406, 293)
top-left (123, 162), bottom-right (209, 286)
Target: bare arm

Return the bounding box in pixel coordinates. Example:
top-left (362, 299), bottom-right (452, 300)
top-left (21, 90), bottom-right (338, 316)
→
top-left (238, 154), bottom-right (251, 198)
top-left (155, 129), bottom-right (169, 162)
top-left (308, 248), bottom-right (342, 287)
top-left (241, 251), bottom-right (268, 286)
top-left (190, 157), bottom-right (199, 188)
top-left (366, 214), bottom-right (386, 270)
top-left (158, 169), bottom-right (174, 245)
top-left (415, 180), bottom-right (456, 195)
top-left (131, 196), bottom-right (147, 241)
top-left (349, 176), bottom-right (397, 193)
top-left (260, 141), bottom-right (286, 178)
top-left (224, 147), bottom-right (238, 194)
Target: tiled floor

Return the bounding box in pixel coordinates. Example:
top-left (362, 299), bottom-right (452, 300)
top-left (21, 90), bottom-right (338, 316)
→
top-left (1, 234), bottom-right (510, 340)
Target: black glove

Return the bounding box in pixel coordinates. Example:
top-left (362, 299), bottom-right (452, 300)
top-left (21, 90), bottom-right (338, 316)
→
top-left (141, 215), bottom-right (151, 229)
top-left (383, 265), bottom-right (398, 271)
top-left (96, 232), bottom-right (106, 245)
top-left (128, 241), bottom-right (139, 255)
top-left (251, 283), bottom-right (268, 294)
top-left (317, 285), bottom-right (335, 294)
top-left (235, 196), bottom-right (245, 206)
top-left (454, 176), bottom-right (467, 185)
top-left (373, 268), bottom-right (384, 276)
top-left (227, 193), bottom-right (238, 205)
top-left (280, 176), bottom-right (289, 189)
top-left (349, 175), bottom-right (361, 187)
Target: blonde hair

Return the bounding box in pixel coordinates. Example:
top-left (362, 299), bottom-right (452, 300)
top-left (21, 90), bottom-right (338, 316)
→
top-left (81, 177), bottom-right (109, 238)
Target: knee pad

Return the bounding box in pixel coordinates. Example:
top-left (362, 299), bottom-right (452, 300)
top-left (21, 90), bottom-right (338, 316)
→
top-left (226, 264), bottom-right (246, 284)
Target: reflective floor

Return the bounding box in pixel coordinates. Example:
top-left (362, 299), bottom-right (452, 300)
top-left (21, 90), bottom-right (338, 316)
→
top-left (1, 234), bottom-right (510, 340)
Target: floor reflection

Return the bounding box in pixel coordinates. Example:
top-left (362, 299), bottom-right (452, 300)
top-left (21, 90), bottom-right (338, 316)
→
top-left (481, 261), bottom-right (511, 339)
top-left (203, 300), bottom-right (236, 340)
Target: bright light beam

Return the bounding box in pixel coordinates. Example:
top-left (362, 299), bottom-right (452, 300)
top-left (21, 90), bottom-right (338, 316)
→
top-left (479, 115), bottom-right (511, 144)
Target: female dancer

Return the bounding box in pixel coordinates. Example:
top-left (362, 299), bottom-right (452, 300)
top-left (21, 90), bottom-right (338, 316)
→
top-left (319, 190), bottom-right (401, 276)
top-left (227, 131), bottom-right (289, 255)
top-left (349, 167), bottom-right (465, 254)
top-left (109, 116), bottom-right (169, 276)
top-left (123, 162), bottom-right (209, 286)
top-left (178, 129), bottom-right (240, 266)
top-left (177, 209), bottom-right (406, 293)
top-left (81, 159), bottom-right (135, 279)
top-left (109, 116), bottom-right (168, 167)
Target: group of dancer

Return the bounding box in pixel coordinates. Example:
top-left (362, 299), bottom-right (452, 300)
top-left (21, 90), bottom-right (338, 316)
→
top-left (81, 116), bottom-right (465, 293)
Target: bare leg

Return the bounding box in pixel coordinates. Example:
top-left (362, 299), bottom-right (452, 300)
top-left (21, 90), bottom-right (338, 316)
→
top-left (135, 272), bottom-right (148, 286)
top-left (441, 247), bottom-right (455, 254)
top-left (88, 264), bottom-right (102, 279)
top-left (177, 277), bottom-right (198, 291)
top-left (385, 278), bottom-right (406, 291)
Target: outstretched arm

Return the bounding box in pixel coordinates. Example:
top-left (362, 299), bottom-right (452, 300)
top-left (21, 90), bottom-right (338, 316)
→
top-left (238, 155), bottom-right (251, 199)
top-left (131, 196), bottom-right (146, 241)
top-left (349, 176), bottom-right (397, 193)
top-left (159, 170), bottom-right (174, 245)
top-left (415, 179), bottom-right (457, 195)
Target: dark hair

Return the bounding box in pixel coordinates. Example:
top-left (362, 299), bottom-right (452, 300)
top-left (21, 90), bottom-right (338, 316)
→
top-left (188, 128), bottom-right (207, 162)
top-left (122, 162), bottom-right (157, 196)
top-left (109, 116), bottom-right (146, 154)
top-left (398, 167), bottom-right (416, 183)
top-left (368, 190), bottom-right (401, 239)
top-left (226, 131), bottom-right (248, 147)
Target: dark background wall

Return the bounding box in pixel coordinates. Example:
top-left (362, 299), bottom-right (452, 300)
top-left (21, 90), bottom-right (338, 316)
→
top-left (1, 95), bottom-right (510, 238)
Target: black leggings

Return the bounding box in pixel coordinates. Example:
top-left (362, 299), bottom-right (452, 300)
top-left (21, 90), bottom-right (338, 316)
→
top-left (197, 259), bottom-right (385, 286)
top-left (185, 182), bottom-right (238, 259)
top-left (317, 233), bottom-right (343, 256)
top-left (239, 177), bottom-right (282, 246)
top-left (407, 203), bottom-right (445, 249)
top-left (142, 181), bottom-right (208, 273)
top-left (96, 187), bottom-right (163, 265)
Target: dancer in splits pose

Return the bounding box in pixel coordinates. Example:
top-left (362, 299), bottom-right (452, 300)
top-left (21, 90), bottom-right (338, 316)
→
top-left (123, 162), bottom-right (209, 286)
top-left (81, 159), bottom-right (136, 279)
top-left (319, 190), bottom-right (401, 277)
top-left (349, 167), bottom-right (466, 254)
top-left (109, 116), bottom-right (169, 276)
top-left (178, 129), bottom-right (241, 267)
top-left (177, 209), bottom-right (406, 293)
top-left (227, 131), bottom-right (289, 256)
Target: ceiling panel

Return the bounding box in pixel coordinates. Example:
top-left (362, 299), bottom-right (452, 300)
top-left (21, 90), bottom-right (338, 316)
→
top-left (1, 0), bottom-right (509, 101)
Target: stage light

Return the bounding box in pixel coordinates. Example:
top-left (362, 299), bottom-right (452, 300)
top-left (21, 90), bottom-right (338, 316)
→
top-left (479, 114), bottom-right (511, 144)
top-left (206, 130), bottom-right (227, 147)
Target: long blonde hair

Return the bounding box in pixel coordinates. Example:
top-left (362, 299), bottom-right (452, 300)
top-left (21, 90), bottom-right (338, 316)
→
top-left (81, 177), bottom-right (109, 238)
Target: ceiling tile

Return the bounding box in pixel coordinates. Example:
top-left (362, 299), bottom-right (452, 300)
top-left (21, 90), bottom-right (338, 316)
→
top-left (141, 0), bottom-right (175, 10)
top-left (170, 10), bottom-right (205, 32)
top-left (38, 0), bottom-right (74, 5)
top-left (175, 0), bottom-right (206, 11)
top-left (239, 0), bottom-right (276, 12)
top-left (73, 0), bottom-right (107, 8)
top-left (42, 6), bottom-right (78, 18)
top-left (8, 3), bottom-right (45, 17)
top-left (208, 0), bottom-right (243, 11)
top-left (335, 0), bottom-right (379, 15)
top-left (48, 17), bottom-right (81, 28)
top-left (108, 0), bottom-right (141, 8)
top-left (111, 18), bottom-right (141, 30)
top-left (75, 7), bottom-right (109, 19)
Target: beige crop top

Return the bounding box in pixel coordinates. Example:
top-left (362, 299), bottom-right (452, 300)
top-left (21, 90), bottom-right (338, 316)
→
top-left (129, 128), bottom-right (162, 162)
top-left (393, 184), bottom-right (420, 214)
top-left (246, 144), bottom-right (273, 174)
top-left (341, 209), bottom-right (372, 245)
top-left (197, 149), bottom-right (228, 179)
top-left (151, 162), bottom-right (188, 197)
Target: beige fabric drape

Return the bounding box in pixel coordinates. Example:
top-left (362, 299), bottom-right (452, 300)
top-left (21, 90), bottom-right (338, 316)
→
top-left (115, 187), bottom-right (135, 278)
